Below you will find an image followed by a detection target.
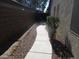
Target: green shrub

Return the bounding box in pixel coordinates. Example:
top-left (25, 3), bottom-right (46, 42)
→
top-left (47, 16), bottom-right (60, 29)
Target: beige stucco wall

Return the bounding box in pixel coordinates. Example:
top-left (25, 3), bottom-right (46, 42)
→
top-left (51, 0), bottom-right (79, 59)
top-left (51, 0), bottom-right (74, 43)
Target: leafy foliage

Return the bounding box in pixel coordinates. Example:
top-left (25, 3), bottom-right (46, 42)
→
top-left (47, 16), bottom-right (60, 29)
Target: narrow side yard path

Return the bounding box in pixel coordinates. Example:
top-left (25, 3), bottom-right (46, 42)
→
top-left (24, 24), bottom-right (52, 59)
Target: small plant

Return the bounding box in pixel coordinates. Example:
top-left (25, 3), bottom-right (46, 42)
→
top-left (46, 16), bottom-right (60, 37)
top-left (47, 16), bottom-right (60, 29)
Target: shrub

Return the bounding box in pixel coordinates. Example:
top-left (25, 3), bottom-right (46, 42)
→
top-left (47, 16), bottom-right (60, 29)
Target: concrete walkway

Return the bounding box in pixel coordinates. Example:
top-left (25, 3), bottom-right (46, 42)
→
top-left (24, 24), bottom-right (52, 59)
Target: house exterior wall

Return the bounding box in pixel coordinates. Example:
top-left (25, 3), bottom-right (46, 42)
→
top-left (51, 0), bottom-right (74, 44)
top-left (50, 0), bottom-right (79, 59)
top-left (69, 0), bottom-right (79, 59)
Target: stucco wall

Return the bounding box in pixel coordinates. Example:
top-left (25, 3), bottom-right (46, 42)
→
top-left (51, 0), bottom-right (74, 43)
top-left (69, 0), bottom-right (79, 59)
top-left (51, 0), bottom-right (79, 59)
